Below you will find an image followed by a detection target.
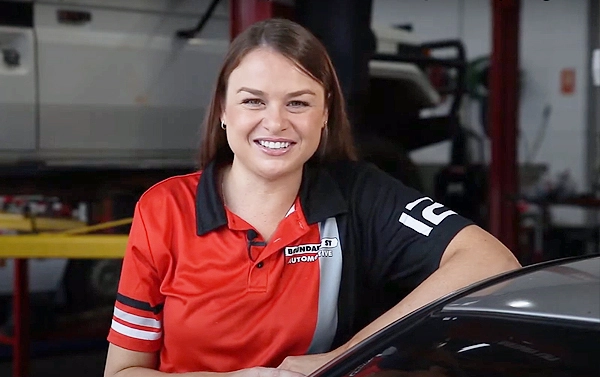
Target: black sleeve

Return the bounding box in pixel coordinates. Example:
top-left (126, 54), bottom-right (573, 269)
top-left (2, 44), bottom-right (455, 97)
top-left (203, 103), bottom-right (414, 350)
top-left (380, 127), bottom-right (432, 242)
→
top-left (351, 163), bottom-right (474, 290)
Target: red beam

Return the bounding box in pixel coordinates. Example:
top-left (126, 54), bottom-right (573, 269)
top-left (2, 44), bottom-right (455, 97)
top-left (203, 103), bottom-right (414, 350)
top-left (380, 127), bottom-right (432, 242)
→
top-left (13, 259), bottom-right (30, 377)
top-left (0, 333), bottom-right (14, 345)
top-left (489, 0), bottom-right (521, 257)
top-left (229, 0), bottom-right (294, 40)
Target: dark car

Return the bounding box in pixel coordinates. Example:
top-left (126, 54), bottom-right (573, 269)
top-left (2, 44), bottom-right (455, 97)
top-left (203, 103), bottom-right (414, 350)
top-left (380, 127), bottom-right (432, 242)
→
top-left (314, 254), bottom-right (600, 377)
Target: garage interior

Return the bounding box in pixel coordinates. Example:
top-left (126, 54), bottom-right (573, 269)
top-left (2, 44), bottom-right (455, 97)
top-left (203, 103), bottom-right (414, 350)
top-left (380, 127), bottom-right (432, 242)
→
top-left (1, 0), bottom-right (599, 376)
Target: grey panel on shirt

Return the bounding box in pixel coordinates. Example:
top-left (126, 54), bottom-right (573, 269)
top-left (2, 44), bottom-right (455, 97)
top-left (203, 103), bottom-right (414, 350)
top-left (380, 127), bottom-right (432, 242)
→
top-left (307, 217), bottom-right (343, 354)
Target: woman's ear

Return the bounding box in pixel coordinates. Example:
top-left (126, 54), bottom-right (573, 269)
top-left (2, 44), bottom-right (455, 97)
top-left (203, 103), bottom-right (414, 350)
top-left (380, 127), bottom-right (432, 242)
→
top-left (323, 93), bottom-right (331, 128)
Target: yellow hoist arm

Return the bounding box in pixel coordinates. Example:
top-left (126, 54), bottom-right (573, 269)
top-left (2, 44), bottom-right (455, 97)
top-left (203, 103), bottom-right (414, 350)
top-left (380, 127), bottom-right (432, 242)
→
top-left (0, 212), bottom-right (87, 232)
top-left (0, 214), bottom-right (132, 259)
top-left (0, 234), bottom-right (128, 259)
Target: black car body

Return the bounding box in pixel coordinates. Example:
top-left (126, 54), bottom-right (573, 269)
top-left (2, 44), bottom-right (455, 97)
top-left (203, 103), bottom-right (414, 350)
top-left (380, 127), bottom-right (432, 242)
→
top-left (315, 254), bottom-right (600, 377)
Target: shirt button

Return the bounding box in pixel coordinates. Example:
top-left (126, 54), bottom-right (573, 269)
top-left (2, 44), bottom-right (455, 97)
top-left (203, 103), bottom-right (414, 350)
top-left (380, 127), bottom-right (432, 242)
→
top-left (256, 262), bottom-right (264, 268)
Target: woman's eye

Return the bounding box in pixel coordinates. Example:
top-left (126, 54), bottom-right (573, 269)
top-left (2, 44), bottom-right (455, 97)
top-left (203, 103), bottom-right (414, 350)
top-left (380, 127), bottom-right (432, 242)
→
top-left (242, 98), bottom-right (263, 106)
top-left (288, 100), bottom-right (309, 108)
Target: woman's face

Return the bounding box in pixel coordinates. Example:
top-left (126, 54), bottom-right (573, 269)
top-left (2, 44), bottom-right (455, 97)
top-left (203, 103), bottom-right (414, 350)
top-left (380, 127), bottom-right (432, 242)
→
top-left (221, 47), bottom-right (328, 181)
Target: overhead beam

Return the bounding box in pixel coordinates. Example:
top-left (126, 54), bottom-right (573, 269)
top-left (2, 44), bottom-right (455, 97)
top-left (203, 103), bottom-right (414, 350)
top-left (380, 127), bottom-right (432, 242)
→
top-left (229, 0), bottom-right (293, 40)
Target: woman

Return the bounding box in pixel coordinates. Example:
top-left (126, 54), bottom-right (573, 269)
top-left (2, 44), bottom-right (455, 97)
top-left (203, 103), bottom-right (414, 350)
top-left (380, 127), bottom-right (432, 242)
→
top-left (104, 18), bottom-right (520, 377)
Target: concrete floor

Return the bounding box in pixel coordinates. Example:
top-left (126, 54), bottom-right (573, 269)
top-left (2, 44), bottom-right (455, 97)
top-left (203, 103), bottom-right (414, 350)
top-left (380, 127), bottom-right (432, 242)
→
top-left (0, 349), bottom-right (108, 377)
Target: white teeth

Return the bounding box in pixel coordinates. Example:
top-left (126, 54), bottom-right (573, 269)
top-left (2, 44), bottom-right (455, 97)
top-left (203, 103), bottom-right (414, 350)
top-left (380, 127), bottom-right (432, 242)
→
top-left (259, 140), bottom-right (291, 149)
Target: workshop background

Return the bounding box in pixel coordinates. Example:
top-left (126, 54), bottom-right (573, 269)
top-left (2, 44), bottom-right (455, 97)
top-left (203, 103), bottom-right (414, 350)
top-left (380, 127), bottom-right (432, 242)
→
top-left (1, 0), bottom-right (599, 376)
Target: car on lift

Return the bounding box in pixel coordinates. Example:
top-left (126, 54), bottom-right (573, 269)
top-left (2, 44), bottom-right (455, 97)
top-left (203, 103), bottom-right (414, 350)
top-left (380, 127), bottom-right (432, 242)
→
top-left (312, 254), bottom-right (600, 377)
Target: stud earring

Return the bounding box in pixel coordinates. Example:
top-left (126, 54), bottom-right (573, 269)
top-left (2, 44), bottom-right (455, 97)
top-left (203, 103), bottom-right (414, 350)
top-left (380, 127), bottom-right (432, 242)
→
top-left (220, 121), bottom-right (226, 130)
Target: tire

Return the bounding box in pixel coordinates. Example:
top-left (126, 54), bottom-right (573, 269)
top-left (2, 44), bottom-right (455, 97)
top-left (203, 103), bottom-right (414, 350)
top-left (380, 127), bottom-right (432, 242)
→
top-left (63, 259), bottom-right (122, 312)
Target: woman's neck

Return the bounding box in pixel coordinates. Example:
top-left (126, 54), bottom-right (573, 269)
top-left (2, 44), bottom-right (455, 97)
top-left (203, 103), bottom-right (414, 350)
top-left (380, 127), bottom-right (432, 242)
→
top-left (221, 161), bottom-right (302, 241)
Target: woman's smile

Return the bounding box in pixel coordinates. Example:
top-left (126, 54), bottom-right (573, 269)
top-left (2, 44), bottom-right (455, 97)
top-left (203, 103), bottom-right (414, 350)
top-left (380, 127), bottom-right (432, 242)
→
top-left (254, 138), bottom-right (297, 156)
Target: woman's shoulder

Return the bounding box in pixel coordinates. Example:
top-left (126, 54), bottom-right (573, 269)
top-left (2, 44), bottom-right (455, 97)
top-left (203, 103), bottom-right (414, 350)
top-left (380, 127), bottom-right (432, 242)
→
top-left (137, 171), bottom-right (202, 210)
top-left (322, 159), bottom-right (398, 186)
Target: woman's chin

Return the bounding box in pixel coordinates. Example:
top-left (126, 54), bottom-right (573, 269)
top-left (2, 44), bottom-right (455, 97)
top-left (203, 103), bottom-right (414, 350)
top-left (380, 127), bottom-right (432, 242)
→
top-left (253, 160), bottom-right (303, 181)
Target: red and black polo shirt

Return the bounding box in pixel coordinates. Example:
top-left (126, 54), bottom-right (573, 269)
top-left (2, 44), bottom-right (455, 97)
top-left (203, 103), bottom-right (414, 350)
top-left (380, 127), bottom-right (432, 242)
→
top-left (107, 160), bottom-right (472, 373)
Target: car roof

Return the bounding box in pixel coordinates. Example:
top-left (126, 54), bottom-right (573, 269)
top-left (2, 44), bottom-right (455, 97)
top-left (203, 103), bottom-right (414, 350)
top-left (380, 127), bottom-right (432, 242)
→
top-left (441, 255), bottom-right (600, 324)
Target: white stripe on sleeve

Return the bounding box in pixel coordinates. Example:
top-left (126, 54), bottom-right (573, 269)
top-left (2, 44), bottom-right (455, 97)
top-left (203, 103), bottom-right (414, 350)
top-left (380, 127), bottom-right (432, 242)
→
top-left (111, 320), bottom-right (162, 341)
top-left (114, 307), bottom-right (161, 329)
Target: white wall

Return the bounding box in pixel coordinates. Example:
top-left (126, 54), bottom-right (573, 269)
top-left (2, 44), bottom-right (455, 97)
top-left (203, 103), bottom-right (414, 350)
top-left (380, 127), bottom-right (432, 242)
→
top-left (373, 0), bottom-right (590, 224)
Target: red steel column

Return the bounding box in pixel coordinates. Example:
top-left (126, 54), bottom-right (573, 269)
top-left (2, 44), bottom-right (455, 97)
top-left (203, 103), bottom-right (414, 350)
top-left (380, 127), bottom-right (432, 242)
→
top-left (229, 0), bottom-right (294, 40)
top-left (13, 259), bottom-right (30, 377)
top-left (489, 0), bottom-right (521, 257)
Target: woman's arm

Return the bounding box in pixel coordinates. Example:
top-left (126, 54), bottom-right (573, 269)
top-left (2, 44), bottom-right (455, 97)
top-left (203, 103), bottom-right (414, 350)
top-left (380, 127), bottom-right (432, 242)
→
top-left (104, 344), bottom-right (164, 377)
top-left (341, 224), bottom-right (521, 350)
top-left (105, 343), bottom-right (305, 377)
top-left (279, 225), bottom-right (521, 374)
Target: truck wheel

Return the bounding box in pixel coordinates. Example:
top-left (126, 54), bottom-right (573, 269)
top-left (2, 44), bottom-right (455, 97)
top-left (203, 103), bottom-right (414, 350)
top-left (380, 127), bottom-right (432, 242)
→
top-left (63, 259), bottom-right (122, 312)
top-left (89, 259), bottom-right (122, 303)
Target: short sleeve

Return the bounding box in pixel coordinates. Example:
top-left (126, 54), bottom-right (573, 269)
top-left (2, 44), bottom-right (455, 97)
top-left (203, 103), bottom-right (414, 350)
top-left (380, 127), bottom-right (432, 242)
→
top-left (355, 164), bottom-right (474, 290)
top-left (107, 202), bottom-right (165, 353)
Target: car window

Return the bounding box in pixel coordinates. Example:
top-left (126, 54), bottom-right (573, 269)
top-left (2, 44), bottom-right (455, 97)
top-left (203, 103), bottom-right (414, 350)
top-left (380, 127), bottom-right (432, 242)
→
top-left (321, 312), bottom-right (599, 377)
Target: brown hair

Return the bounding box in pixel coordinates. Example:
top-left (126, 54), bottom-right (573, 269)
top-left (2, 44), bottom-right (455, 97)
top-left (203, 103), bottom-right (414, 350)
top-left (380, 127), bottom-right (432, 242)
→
top-left (197, 18), bottom-right (357, 169)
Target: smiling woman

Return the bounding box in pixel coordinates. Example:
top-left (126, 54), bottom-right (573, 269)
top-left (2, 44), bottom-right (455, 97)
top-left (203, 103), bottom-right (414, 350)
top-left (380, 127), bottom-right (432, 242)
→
top-left (103, 18), bottom-right (520, 377)
top-left (220, 48), bottom-right (329, 183)
top-left (198, 18), bottom-right (356, 172)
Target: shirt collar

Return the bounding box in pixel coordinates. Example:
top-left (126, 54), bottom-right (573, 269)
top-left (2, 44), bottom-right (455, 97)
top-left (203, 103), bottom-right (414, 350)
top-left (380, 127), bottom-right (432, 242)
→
top-left (195, 160), bottom-right (348, 236)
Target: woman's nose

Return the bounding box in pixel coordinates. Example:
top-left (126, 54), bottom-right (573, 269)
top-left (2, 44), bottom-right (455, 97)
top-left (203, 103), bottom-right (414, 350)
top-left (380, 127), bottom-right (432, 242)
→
top-left (262, 105), bottom-right (287, 131)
